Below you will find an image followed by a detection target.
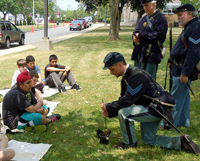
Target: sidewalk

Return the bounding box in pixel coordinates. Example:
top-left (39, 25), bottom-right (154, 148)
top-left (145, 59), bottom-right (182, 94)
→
top-left (0, 24), bottom-right (104, 57)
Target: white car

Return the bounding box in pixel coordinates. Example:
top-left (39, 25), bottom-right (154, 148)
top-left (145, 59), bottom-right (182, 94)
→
top-left (84, 16), bottom-right (92, 26)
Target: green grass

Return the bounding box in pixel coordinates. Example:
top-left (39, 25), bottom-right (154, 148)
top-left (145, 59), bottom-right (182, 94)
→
top-left (17, 23), bottom-right (56, 32)
top-left (0, 26), bottom-right (200, 161)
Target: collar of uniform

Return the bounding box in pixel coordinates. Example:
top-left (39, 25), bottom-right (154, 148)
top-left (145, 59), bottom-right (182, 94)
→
top-left (184, 17), bottom-right (199, 29)
top-left (123, 64), bottom-right (130, 77)
top-left (149, 9), bottom-right (160, 19)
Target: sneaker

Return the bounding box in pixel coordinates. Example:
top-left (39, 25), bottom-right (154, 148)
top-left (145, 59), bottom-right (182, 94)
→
top-left (181, 135), bottom-right (200, 154)
top-left (71, 83), bottom-right (81, 91)
top-left (48, 114), bottom-right (61, 122)
top-left (58, 84), bottom-right (67, 93)
top-left (113, 142), bottom-right (137, 149)
top-left (25, 125), bottom-right (47, 132)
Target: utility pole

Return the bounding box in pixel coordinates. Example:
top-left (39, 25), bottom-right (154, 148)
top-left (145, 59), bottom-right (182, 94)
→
top-left (33, 0), bottom-right (35, 24)
top-left (38, 0), bottom-right (53, 50)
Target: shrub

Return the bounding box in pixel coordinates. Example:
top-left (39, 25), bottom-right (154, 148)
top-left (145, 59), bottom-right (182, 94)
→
top-left (16, 21), bottom-right (19, 26)
top-left (23, 20), bottom-right (26, 25)
top-left (20, 20), bottom-right (22, 25)
top-left (27, 16), bottom-right (32, 25)
top-left (106, 18), bottom-right (110, 23)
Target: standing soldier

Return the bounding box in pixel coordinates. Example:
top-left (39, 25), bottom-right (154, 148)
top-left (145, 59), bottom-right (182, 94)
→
top-left (160, 4), bottom-right (200, 129)
top-left (131, 0), bottom-right (168, 80)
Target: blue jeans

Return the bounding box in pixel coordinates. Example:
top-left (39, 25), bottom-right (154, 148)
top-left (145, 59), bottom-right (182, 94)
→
top-left (118, 105), bottom-right (181, 150)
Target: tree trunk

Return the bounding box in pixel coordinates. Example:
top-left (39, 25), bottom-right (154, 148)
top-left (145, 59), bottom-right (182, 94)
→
top-left (136, 11), bottom-right (143, 24)
top-left (15, 14), bottom-right (17, 24)
top-left (118, 2), bottom-right (126, 30)
top-left (108, 0), bottom-right (120, 40)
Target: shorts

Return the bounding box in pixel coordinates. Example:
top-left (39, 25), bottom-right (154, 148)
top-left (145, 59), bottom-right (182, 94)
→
top-left (17, 105), bottom-right (49, 129)
top-left (17, 112), bottom-right (42, 129)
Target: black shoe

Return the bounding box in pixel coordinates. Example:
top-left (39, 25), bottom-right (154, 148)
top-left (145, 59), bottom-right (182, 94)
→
top-left (58, 84), bottom-right (67, 93)
top-left (181, 135), bottom-right (200, 155)
top-left (113, 142), bottom-right (137, 149)
top-left (48, 114), bottom-right (61, 122)
top-left (71, 83), bottom-right (81, 91)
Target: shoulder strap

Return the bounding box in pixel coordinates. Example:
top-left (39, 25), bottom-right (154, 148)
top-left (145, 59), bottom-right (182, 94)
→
top-left (146, 16), bottom-right (153, 31)
top-left (181, 33), bottom-right (188, 49)
top-left (146, 11), bottom-right (161, 31)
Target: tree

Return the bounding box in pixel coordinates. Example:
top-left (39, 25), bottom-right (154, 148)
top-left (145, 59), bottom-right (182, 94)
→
top-left (0, 0), bottom-right (18, 20)
top-left (17, 0), bottom-right (32, 22)
top-left (75, 0), bottom-right (125, 40)
top-left (108, 0), bottom-right (120, 40)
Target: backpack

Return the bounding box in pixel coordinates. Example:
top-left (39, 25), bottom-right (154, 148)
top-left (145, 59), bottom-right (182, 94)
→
top-left (181, 33), bottom-right (200, 81)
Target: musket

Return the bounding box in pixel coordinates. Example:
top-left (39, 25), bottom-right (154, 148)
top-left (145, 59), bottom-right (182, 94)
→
top-left (169, 23), bottom-right (173, 93)
top-left (164, 23), bottom-right (173, 92)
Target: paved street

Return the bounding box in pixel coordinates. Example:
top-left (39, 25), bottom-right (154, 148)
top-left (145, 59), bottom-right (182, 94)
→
top-left (0, 23), bottom-right (104, 57)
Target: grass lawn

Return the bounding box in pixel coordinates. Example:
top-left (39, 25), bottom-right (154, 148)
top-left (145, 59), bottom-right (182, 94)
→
top-left (0, 26), bottom-right (200, 161)
top-left (17, 23), bottom-right (58, 32)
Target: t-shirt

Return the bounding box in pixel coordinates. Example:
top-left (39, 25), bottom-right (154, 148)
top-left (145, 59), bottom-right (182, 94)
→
top-left (11, 69), bottom-right (21, 87)
top-left (2, 86), bottom-right (37, 129)
top-left (44, 64), bottom-right (66, 79)
top-left (27, 65), bottom-right (41, 74)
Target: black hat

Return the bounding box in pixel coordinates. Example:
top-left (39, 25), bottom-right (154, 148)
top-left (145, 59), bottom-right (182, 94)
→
top-left (173, 3), bottom-right (196, 13)
top-left (141, 0), bottom-right (152, 4)
top-left (103, 52), bottom-right (124, 70)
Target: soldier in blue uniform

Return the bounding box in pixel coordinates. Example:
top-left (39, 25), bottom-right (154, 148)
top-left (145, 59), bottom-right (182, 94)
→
top-left (101, 52), bottom-right (199, 154)
top-left (131, 0), bottom-right (168, 80)
top-left (160, 4), bottom-right (200, 129)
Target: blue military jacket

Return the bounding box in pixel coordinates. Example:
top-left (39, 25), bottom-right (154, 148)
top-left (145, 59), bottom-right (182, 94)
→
top-left (106, 65), bottom-right (174, 118)
top-left (170, 17), bottom-right (200, 78)
top-left (131, 9), bottom-right (168, 63)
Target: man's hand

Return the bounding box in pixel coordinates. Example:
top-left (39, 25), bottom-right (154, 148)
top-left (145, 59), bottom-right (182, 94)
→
top-left (65, 66), bottom-right (71, 72)
top-left (180, 75), bottom-right (188, 84)
top-left (133, 33), bottom-right (141, 43)
top-left (101, 102), bottom-right (109, 117)
top-left (37, 107), bottom-right (44, 115)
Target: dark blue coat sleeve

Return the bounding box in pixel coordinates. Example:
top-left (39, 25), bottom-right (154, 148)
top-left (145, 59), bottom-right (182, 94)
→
top-left (106, 73), bottom-right (149, 118)
top-left (181, 23), bottom-right (200, 77)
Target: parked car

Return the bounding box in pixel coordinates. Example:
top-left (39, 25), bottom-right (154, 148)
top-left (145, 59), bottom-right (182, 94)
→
top-left (69, 20), bottom-right (84, 31)
top-left (84, 16), bottom-right (92, 26)
top-left (0, 21), bottom-right (25, 48)
top-left (77, 18), bottom-right (89, 29)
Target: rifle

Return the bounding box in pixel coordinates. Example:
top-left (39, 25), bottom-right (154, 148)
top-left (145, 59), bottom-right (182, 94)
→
top-left (164, 23), bottom-right (173, 92)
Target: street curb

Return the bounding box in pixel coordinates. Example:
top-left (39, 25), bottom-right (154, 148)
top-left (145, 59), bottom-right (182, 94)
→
top-left (0, 24), bottom-right (104, 57)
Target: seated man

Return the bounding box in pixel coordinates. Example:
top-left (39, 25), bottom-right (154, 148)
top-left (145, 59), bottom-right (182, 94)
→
top-left (11, 59), bottom-right (27, 87)
top-left (101, 52), bottom-right (199, 154)
top-left (26, 55), bottom-right (45, 92)
top-left (29, 70), bottom-right (49, 113)
top-left (45, 54), bottom-right (81, 93)
top-left (26, 55), bottom-right (43, 83)
top-left (3, 70), bottom-right (61, 132)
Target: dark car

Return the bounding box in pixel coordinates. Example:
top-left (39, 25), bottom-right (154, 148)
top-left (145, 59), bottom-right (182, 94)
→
top-left (77, 18), bottom-right (89, 29)
top-left (69, 20), bottom-right (84, 31)
top-left (0, 21), bottom-right (25, 48)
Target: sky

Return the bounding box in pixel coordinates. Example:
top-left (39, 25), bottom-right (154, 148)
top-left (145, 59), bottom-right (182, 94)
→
top-left (57, 0), bottom-right (79, 10)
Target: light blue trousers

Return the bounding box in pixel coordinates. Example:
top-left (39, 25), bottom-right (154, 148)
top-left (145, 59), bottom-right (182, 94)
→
top-left (171, 76), bottom-right (191, 127)
top-left (118, 105), bottom-right (181, 150)
top-left (134, 55), bottom-right (158, 80)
